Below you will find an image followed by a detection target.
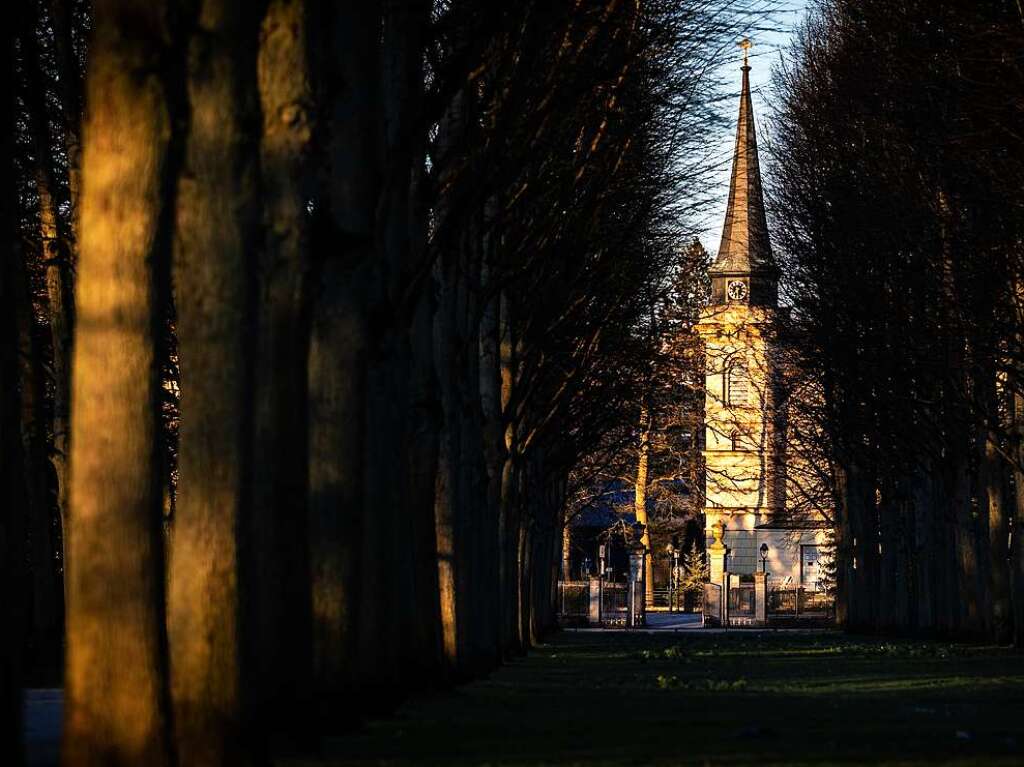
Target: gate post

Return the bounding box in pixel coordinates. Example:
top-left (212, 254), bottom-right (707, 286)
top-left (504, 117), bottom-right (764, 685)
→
top-left (588, 576), bottom-right (601, 626)
top-left (721, 567), bottom-right (730, 626)
top-left (628, 545), bottom-right (643, 629)
top-left (754, 571), bottom-right (767, 625)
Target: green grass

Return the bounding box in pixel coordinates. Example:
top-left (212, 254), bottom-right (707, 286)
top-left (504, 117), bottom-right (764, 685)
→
top-left (285, 630), bottom-right (1024, 766)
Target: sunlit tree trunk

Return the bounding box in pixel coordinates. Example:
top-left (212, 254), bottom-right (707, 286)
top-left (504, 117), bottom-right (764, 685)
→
top-left (982, 426), bottom-right (1011, 643)
top-left (435, 244), bottom-right (467, 671)
top-left (499, 296), bottom-right (524, 654)
top-left (63, 2), bottom-right (179, 763)
top-left (634, 403), bottom-right (654, 606)
top-left (434, 87), bottom-right (468, 673)
top-left (166, 2), bottom-right (261, 763)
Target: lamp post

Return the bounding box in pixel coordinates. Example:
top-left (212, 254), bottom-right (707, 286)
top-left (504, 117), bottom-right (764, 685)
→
top-left (665, 543), bottom-right (675, 612)
top-left (671, 544), bottom-right (681, 612)
top-left (760, 542), bottom-right (769, 574)
top-left (597, 543), bottom-right (606, 625)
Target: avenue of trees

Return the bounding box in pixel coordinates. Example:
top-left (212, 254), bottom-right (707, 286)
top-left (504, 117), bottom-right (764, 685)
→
top-left (771, 0), bottom-right (1024, 643)
top-left (1, 1), bottom-right (771, 764)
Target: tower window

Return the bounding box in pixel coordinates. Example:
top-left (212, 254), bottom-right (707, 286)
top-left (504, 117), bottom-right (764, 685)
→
top-left (725, 363), bottom-right (749, 406)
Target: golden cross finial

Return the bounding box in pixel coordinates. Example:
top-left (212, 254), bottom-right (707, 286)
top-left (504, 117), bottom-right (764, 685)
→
top-left (739, 38), bottom-right (752, 67)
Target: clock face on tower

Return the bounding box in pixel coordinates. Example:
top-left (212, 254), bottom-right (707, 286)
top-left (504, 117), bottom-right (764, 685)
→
top-left (727, 280), bottom-right (748, 301)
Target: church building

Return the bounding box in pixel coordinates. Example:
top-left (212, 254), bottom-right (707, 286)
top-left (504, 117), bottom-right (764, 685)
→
top-left (695, 45), bottom-right (829, 591)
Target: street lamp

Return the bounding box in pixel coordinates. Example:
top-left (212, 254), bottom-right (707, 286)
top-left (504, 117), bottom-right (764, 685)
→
top-left (672, 545), bottom-right (681, 612)
top-left (666, 543), bottom-right (678, 612)
top-left (760, 542), bottom-right (769, 574)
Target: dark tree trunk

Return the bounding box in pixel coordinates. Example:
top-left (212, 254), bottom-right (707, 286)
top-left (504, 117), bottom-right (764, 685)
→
top-left (244, 0), bottom-right (316, 740)
top-left (307, 0), bottom-right (379, 720)
top-left (166, 2), bottom-right (261, 763)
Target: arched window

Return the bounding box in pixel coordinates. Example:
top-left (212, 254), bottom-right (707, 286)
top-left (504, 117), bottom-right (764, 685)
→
top-left (724, 362), bottom-right (749, 406)
top-left (730, 430), bottom-right (741, 451)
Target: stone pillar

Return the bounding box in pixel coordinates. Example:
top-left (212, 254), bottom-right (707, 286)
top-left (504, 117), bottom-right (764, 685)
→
top-left (708, 519), bottom-right (728, 584)
top-left (628, 548), bottom-right (643, 628)
top-left (754, 571), bottom-right (767, 625)
top-left (721, 567), bottom-right (730, 626)
top-left (588, 576), bottom-right (601, 626)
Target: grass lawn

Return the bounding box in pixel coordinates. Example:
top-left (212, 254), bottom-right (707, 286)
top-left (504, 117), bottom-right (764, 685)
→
top-left (289, 629), bottom-right (1024, 766)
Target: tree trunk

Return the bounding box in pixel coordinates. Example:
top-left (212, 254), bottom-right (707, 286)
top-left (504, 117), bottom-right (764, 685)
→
top-left (166, 2), bottom-right (261, 763)
top-left (634, 403), bottom-right (654, 606)
top-left (12, 219), bottom-right (62, 677)
top-left (46, 0), bottom-right (84, 220)
top-left (20, 8), bottom-right (75, 596)
top-left (359, 0), bottom-right (430, 699)
top-left (307, 0), bottom-right (379, 719)
top-left (909, 464), bottom-right (936, 633)
top-left (63, 3), bottom-right (179, 763)
top-left (1012, 389), bottom-right (1024, 647)
top-left (245, 0), bottom-right (315, 738)
top-left (404, 164), bottom-right (444, 686)
top-left (479, 237), bottom-right (504, 655)
top-left (984, 429), bottom-right (1011, 643)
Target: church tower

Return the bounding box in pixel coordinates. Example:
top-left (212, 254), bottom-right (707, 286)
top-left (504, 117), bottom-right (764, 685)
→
top-left (696, 43), bottom-right (785, 582)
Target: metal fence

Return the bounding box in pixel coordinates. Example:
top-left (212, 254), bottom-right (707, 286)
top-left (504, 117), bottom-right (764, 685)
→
top-left (555, 579), bottom-right (645, 627)
top-left (601, 582), bottom-right (629, 625)
top-left (557, 581), bottom-right (589, 620)
top-left (768, 587), bottom-right (833, 619)
top-left (728, 584), bottom-right (756, 617)
top-left (561, 578), bottom-right (832, 627)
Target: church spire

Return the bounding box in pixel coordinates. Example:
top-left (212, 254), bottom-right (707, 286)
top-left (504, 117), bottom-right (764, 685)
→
top-left (713, 40), bottom-right (776, 302)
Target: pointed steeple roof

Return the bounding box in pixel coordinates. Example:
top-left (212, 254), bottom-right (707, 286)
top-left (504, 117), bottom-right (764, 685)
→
top-left (713, 46), bottom-right (775, 276)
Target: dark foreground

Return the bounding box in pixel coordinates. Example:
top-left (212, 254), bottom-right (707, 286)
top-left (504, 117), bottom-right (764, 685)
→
top-left (291, 630), bottom-right (1024, 767)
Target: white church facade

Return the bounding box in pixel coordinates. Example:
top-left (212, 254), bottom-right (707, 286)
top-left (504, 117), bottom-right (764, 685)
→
top-left (696, 46), bottom-right (829, 597)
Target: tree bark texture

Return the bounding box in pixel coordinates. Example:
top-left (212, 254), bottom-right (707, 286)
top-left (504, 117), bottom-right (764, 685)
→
top-left (307, 0), bottom-right (379, 715)
top-left (634, 403), bottom-right (654, 606)
top-left (245, 0), bottom-right (315, 735)
top-left (166, 2), bottom-right (261, 763)
top-left (63, 2), bottom-right (179, 763)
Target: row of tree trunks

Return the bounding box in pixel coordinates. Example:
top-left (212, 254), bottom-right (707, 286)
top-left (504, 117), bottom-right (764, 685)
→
top-left (56, 0), bottom-right (690, 761)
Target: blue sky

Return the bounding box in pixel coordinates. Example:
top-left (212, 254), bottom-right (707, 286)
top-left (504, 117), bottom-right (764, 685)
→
top-left (701, 1), bottom-right (810, 255)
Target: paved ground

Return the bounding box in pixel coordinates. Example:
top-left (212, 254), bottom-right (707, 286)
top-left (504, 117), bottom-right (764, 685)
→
top-left (637, 612), bottom-right (704, 630)
top-left (24, 688), bottom-right (62, 767)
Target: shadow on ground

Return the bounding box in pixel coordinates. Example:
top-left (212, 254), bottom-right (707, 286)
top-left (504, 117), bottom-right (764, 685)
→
top-left (288, 631), bottom-right (1024, 766)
